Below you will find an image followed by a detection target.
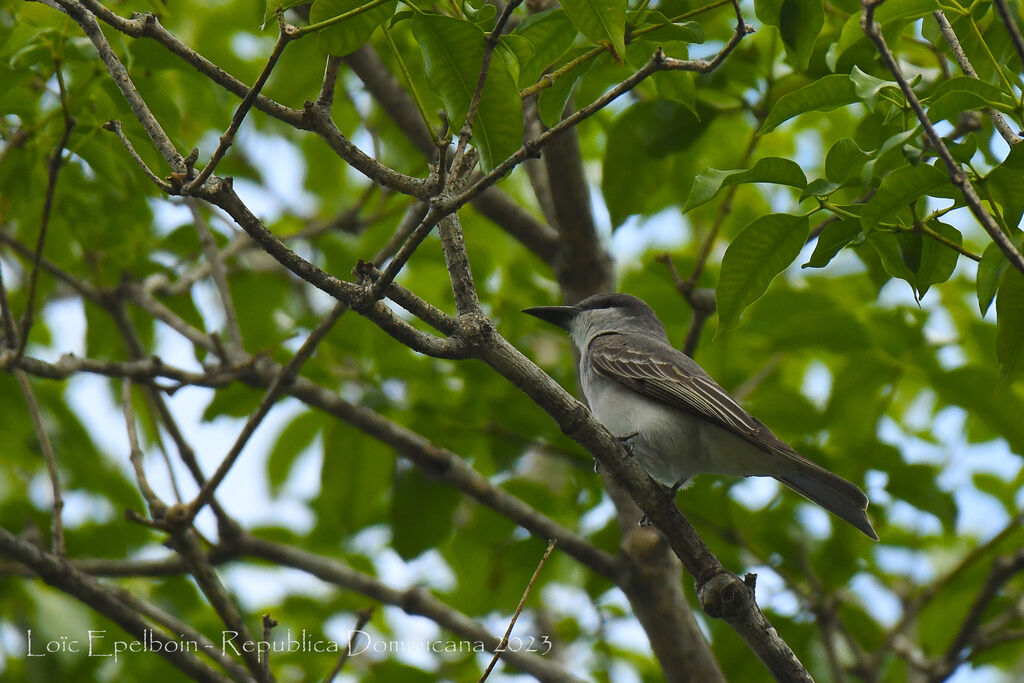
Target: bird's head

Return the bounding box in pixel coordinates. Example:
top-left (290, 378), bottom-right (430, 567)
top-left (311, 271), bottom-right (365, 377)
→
top-left (523, 293), bottom-right (668, 346)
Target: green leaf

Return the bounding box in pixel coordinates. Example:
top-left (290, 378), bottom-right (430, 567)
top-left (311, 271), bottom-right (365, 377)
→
top-left (868, 221), bottom-right (961, 299)
top-left (973, 472), bottom-right (1018, 513)
top-left (850, 66), bottom-right (900, 107)
top-left (887, 461), bottom-right (957, 533)
top-left (653, 69), bottom-right (696, 111)
top-left (927, 91), bottom-right (1010, 125)
top-left (800, 178), bottom-right (842, 200)
top-left (946, 134), bottom-right (978, 164)
top-left (603, 101), bottom-right (698, 225)
top-left (267, 411), bottom-right (324, 495)
top-left (930, 366), bottom-right (1024, 455)
top-left (803, 218), bottom-right (862, 268)
top-left (462, 0), bottom-right (496, 24)
top-left (560, 0), bottom-right (627, 60)
top-left (633, 12), bottom-right (705, 44)
top-left (311, 0), bottom-right (397, 57)
top-left (684, 157), bottom-right (807, 213)
top-left (412, 14), bottom-right (524, 172)
top-left (986, 142), bottom-right (1024, 229)
top-left (930, 75), bottom-right (1014, 106)
top-left (495, 34), bottom-right (532, 85)
top-left (716, 213), bottom-right (810, 333)
top-left (316, 424), bottom-right (393, 535)
top-left (263, 0), bottom-right (311, 29)
top-left (202, 383), bottom-right (263, 420)
top-left (874, 0), bottom-right (939, 23)
top-left (755, 0), bottom-right (824, 69)
top-left (391, 468), bottom-right (460, 559)
top-left (514, 9), bottom-right (578, 87)
top-left (996, 267), bottom-right (1024, 383)
top-left (860, 128), bottom-right (921, 181)
top-left (977, 237), bottom-right (1020, 316)
top-left (537, 47), bottom-right (597, 127)
top-left (760, 74), bottom-right (859, 134)
top-left (744, 287), bottom-right (871, 351)
top-left (860, 163), bottom-right (949, 232)
top-left (825, 138), bottom-right (870, 183)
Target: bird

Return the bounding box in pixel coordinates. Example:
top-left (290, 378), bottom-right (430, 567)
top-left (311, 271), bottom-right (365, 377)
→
top-left (524, 292), bottom-right (878, 540)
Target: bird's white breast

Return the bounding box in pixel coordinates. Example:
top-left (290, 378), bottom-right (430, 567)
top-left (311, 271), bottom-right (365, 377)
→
top-left (580, 360), bottom-right (773, 488)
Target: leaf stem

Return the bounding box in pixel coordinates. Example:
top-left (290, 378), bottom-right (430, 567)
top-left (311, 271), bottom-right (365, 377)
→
top-left (297, 0), bottom-right (396, 36)
top-left (520, 0), bottom-right (731, 99)
top-left (381, 24), bottom-right (438, 145)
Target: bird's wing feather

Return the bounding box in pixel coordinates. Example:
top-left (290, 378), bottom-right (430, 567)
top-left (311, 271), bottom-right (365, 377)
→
top-left (588, 333), bottom-right (796, 456)
top-left (587, 333), bottom-right (875, 538)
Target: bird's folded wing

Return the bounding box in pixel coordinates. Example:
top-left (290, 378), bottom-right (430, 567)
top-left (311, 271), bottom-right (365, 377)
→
top-left (588, 333), bottom-right (793, 454)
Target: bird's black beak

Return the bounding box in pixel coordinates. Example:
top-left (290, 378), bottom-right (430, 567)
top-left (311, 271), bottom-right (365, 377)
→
top-left (522, 305), bottom-right (580, 330)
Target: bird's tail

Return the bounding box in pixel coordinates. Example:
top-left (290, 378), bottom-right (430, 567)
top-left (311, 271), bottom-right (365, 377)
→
top-left (777, 464), bottom-right (878, 540)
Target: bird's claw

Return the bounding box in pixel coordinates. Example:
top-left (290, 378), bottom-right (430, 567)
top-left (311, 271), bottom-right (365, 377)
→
top-left (638, 514), bottom-right (652, 527)
top-left (617, 431), bottom-right (639, 457)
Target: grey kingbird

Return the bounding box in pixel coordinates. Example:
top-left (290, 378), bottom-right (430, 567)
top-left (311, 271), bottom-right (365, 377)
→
top-left (524, 292), bottom-right (878, 540)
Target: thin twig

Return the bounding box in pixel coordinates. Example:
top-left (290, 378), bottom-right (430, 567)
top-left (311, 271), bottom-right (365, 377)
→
top-left (993, 0), bottom-right (1024, 72)
top-left (56, 0), bottom-right (185, 172)
top-left (242, 533), bottom-right (587, 681)
top-left (438, 212), bottom-right (482, 315)
top-left (931, 10), bottom-right (1021, 147)
top-left (15, 370), bottom-right (65, 555)
top-left (0, 529), bottom-right (233, 683)
top-left (657, 253), bottom-right (715, 356)
top-left (479, 539), bottom-right (557, 682)
top-left (188, 200), bottom-right (244, 357)
top-left (16, 59), bottom-right (75, 358)
top-left (296, 0), bottom-right (395, 36)
top-left (261, 613), bottom-right (277, 683)
top-left (0, 257), bottom-right (19, 347)
top-left (324, 607), bottom-right (374, 683)
top-left (102, 119), bottom-right (175, 192)
top-left (863, 0), bottom-right (1024, 276)
top-left (449, 27), bottom-right (750, 215)
top-left (449, 0), bottom-right (524, 180)
top-left (184, 18), bottom-right (298, 193)
top-left (122, 379), bottom-right (167, 518)
top-left (869, 513), bottom-right (1024, 672)
top-left (316, 55), bottom-right (343, 109)
top-left (519, 0), bottom-right (733, 98)
top-left (937, 550), bottom-right (1024, 677)
top-left (185, 301), bottom-right (348, 523)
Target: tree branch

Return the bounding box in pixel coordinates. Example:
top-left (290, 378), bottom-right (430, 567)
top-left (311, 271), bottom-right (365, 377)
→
top-left (993, 0), bottom-right (1024, 78)
top-left (477, 333), bottom-right (813, 681)
top-left (931, 10), bottom-right (1021, 147)
top-left (862, 0), bottom-right (1024, 276)
top-left (0, 528), bottom-right (235, 683)
top-left (16, 59), bottom-right (75, 358)
top-left (184, 18), bottom-right (299, 193)
top-left (14, 370), bottom-right (65, 555)
top-left (239, 533), bottom-right (586, 683)
top-left (54, 0), bottom-right (185, 172)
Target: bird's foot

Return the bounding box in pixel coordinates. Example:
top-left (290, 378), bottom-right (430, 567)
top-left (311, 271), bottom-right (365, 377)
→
top-left (593, 458), bottom-right (601, 474)
top-left (617, 432), bottom-right (639, 457)
top-left (637, 485), bottom-right (680, 527)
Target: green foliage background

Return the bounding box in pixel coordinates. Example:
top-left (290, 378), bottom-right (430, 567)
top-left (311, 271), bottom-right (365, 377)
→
top-left (1, 0), bottom-right (1024, 680)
